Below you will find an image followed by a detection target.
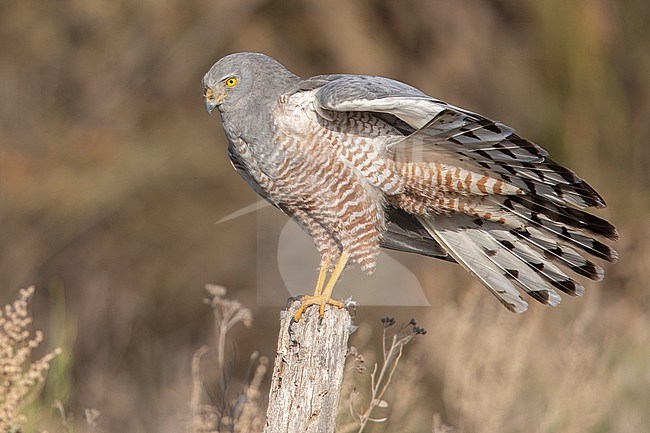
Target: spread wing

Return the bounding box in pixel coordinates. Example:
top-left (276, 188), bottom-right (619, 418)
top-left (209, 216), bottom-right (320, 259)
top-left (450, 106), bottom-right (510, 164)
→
top-left (311, 74), bottom-right (606, 209)
top-left (306, 74), bottom-right (618, 313)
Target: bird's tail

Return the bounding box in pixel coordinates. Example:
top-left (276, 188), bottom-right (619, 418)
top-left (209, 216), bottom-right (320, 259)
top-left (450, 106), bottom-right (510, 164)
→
top-left (417, 200), bottom-right (618, 313)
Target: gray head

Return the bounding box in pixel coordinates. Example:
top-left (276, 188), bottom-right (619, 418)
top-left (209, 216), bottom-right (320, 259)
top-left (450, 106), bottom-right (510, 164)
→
top-left (202, 52), bottom-right (300, 116)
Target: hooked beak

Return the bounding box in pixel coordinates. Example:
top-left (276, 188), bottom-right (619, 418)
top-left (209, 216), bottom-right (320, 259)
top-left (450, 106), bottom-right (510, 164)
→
top-left (205, 98), bottom-right (217, 115)
top-left (203, 87), bottom-right (225, 115)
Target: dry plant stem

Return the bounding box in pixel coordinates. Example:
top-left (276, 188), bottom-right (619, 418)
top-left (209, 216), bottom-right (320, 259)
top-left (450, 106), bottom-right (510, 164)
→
top-left (264, 300), bottom-right (352, 433)
top-left (356, 328), bottom-right (411, 432)
top-left (204, 284), bottom-right (252, 378)
top-left (191, 345), bottom-right (209, 433)
top-left (213, 302), bottom-right (240, 374)
top-left (216, 321), bottom-right (228, 375)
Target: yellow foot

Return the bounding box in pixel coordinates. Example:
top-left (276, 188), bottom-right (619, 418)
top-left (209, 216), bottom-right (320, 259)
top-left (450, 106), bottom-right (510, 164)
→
top-left (292, 295), bottom-right (345, 322)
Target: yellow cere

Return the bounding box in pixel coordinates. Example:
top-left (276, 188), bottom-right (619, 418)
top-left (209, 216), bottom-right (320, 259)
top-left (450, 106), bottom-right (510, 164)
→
top-left (225, 77), bottom-right (238, 88)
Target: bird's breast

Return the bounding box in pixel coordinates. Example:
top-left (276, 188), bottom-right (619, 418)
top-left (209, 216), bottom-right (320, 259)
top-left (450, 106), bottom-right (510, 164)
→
top-left (271, 92), bottom-right (405, 196)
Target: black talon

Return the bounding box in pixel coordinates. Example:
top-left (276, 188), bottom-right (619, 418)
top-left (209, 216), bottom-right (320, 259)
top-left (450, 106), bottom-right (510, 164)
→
top-left (288, 316), bottom-right (298, 341)
top-left (285, 295), bottom-right (305, 309)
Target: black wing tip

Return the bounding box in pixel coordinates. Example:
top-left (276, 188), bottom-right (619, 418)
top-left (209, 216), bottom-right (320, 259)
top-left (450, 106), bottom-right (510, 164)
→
top-left (575, 261), bottom-right (605, 281)
top-left (528, 289), bottom-right (552, 305)
top-left (592, 240), bottom-right (620, 263)
top-left (579, 180), bottom-right (608, 208)
top-left (584, 216), bottom-right (619, 241)
top-left (512, 194), bottom-right (619, 241)
top-left (607, 225), bottom-right (620, 242)
top-left (550, 279), bottom-right (583, 297)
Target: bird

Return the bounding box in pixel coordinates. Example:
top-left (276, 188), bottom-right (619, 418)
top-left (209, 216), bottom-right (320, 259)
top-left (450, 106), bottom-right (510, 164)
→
top-left (202, 52), bottom-right (618, 321)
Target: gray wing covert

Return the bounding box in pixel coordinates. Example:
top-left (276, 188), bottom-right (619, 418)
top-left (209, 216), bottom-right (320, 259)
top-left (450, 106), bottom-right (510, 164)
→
top-left (315, 75), bottom-right (429, 105)
top-left (306, 74), bottom-right (447, 129)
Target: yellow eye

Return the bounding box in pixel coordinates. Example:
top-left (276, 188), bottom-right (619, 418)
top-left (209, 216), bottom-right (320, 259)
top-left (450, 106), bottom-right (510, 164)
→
top-left (225, 77), bottom-right (238, 88)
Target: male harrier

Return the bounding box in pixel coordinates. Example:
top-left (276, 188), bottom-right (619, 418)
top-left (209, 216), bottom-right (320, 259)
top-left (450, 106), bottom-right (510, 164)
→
top-left (202, 53), bottom-right (618, 320)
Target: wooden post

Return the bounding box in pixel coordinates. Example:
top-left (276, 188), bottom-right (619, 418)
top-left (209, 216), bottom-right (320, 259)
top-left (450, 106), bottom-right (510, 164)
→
top-left (264, 301), bottom-right (352, 433)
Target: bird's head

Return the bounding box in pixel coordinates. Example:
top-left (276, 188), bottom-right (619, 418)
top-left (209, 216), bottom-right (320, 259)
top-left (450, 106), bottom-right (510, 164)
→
top-left (202, 52), bottom-right (299, 116)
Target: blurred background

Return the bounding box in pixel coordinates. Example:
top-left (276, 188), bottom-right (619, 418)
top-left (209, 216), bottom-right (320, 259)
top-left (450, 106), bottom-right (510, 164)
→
top-left (1, 0), bottom-right (649, 431)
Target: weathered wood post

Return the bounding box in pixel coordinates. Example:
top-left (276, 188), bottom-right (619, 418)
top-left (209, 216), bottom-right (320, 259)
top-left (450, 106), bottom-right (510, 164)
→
top-left (264, 301), bottom-right (352, 433)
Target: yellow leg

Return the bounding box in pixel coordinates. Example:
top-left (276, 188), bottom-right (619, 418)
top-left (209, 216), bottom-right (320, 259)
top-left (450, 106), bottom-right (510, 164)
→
top-left (293, 252), bottom-right (351, 322)
top-left (318, 252), bottom-right (349, 315)
top-left (313, 259), bottom-right (329, 297)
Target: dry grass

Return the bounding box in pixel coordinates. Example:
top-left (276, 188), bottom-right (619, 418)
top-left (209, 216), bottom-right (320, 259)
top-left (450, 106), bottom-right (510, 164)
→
top-left (338, 318), bottom-right (453, 433)
top-left (338, 317), bottom-right (427, 433)
top-left (190, 285), bottom-right (266, 433)
top-left (0, 287), bottom-right (61, 432)
top-left (52, 401), bottom-right (101, 433)
top-left (5, 274), bottom-right (649, 432)
top-left (426, 282), bottom-right (650, 433)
